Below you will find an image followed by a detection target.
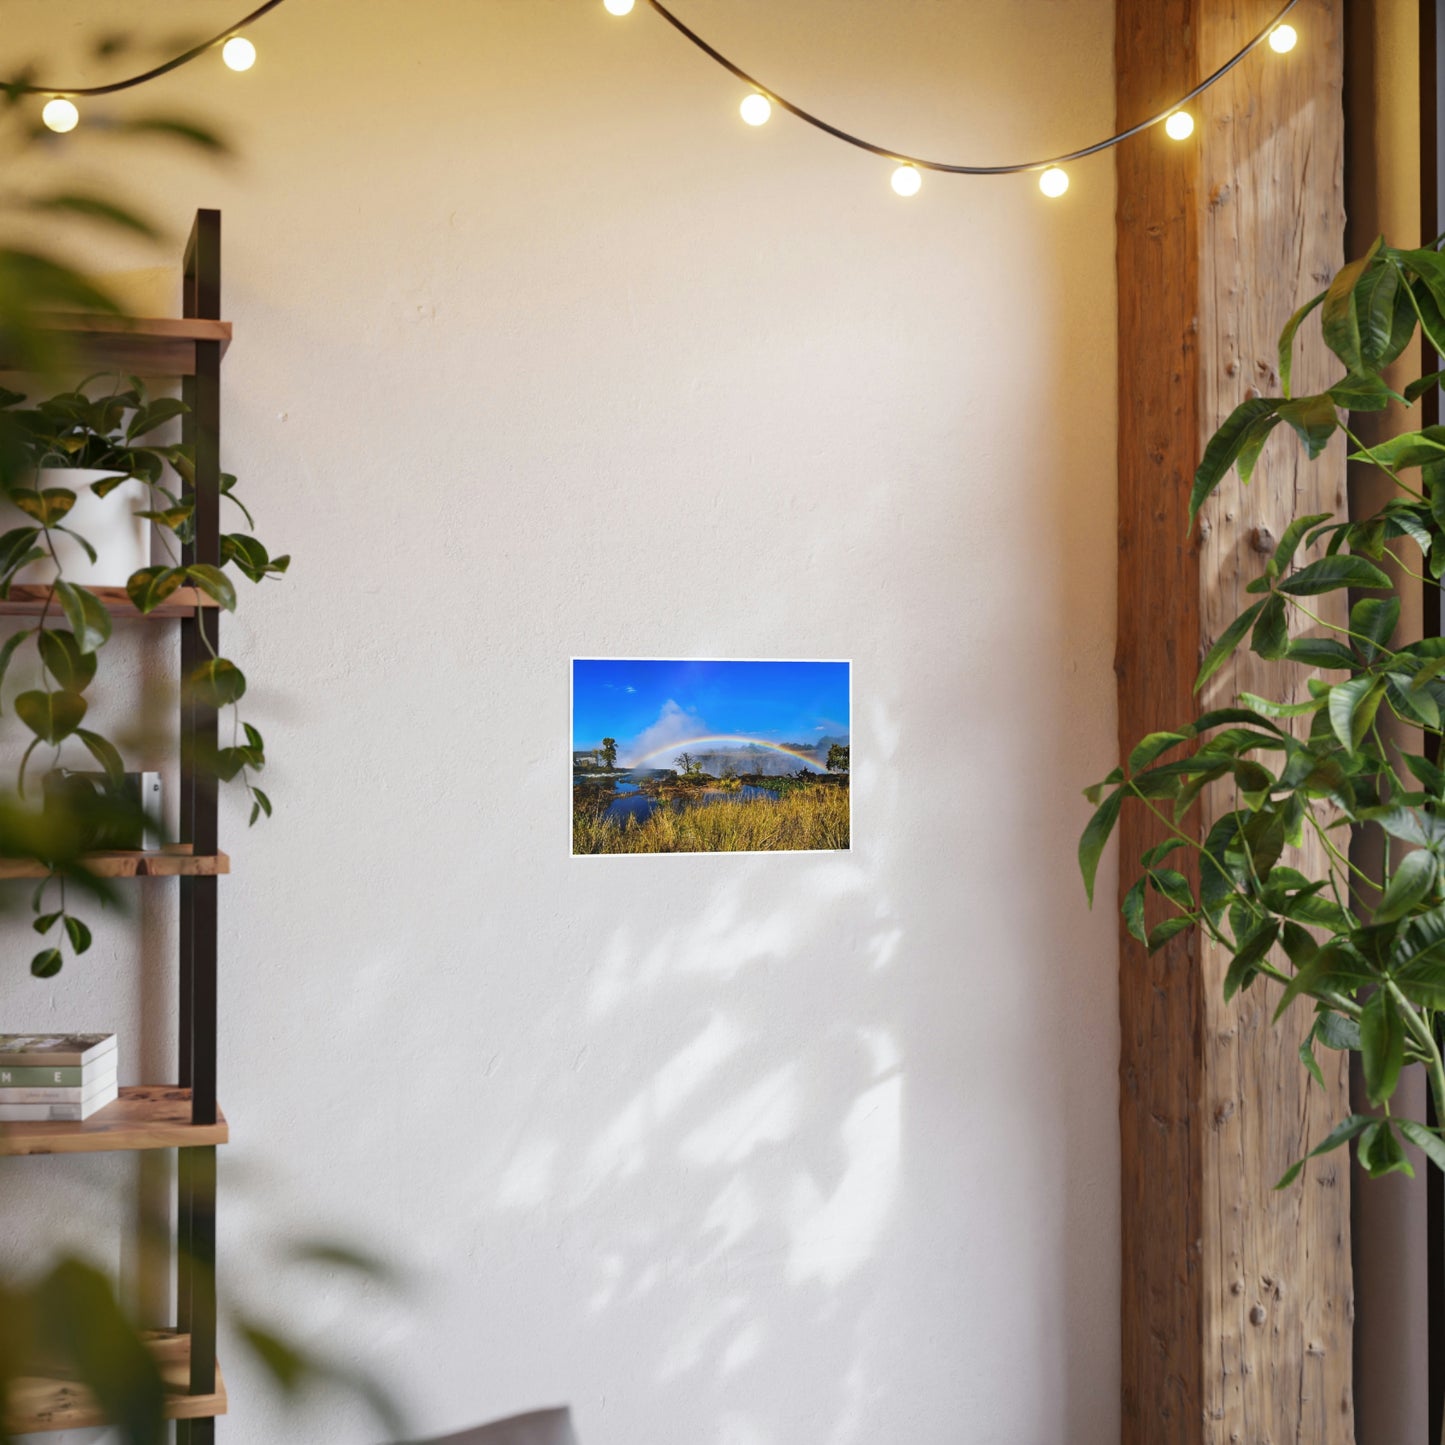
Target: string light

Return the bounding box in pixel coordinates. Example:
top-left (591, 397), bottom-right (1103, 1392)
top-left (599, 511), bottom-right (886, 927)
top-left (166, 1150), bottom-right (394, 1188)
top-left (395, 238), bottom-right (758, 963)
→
top-left (41, 98), bottom-right (79, 133)
top-left (16, 0), bottom-right (1303, 202)
top-left (1038, 167), bottom-right (1069, 198)
top-left (221, 36), bottom-right (256, 71)
top-left (891, 164), bottom-right (922, 198)
top-left (739, 92), bottom-right (772, 127)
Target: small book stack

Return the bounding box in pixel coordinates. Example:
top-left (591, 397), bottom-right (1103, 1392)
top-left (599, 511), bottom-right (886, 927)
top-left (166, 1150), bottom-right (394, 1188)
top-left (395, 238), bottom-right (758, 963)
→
top-left (0, 1033), bottom-right (118, 1122)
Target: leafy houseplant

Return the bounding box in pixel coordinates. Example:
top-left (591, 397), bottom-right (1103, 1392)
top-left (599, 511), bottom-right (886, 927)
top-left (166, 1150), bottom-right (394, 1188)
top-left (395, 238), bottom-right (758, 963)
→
top-left (0, 378), bottom-right (288, 976)
top-left (1081, 237), bottom-right (1445, 1186)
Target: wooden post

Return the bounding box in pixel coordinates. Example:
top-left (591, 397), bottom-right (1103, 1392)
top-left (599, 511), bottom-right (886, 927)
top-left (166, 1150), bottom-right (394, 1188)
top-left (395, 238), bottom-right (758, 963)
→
top-left (1115, 2), bottom-right (1354, 1440)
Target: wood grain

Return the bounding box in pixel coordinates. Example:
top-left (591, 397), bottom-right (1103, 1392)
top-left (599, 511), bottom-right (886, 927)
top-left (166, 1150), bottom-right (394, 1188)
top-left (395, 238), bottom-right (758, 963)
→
top-left (0, 1086), bottom-right (228, 1156)
top-left (0, 848), bottom-right (230, 880)
top-left (1116, 2), bottom-right (1352, 1440)
top-left (0, 584), bottom-right (218, 618)
top-left (4, 1329), bottom-right (226, 1433)
top-left (0, 314), bottom-right (232, 376)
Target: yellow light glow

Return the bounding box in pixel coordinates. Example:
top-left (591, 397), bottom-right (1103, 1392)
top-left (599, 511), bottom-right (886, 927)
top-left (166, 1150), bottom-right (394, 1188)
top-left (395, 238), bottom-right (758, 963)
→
top-left (740, 93), bottom-right (772, 127)
top-left (604, 0), bottom-right (635, 14)
top-left (222, 36), bottom-right (256, 71)
top-left (1268, 23), bottom-right (1298, 53)
top-left (41, 98), bottom-right (78, 133)
top-left (1164, 110), bottom-right (1194, 141)
top-left (890, 164), bottom-right (922, 198)
top-left (1039, 166), bottom-right (1069, 198)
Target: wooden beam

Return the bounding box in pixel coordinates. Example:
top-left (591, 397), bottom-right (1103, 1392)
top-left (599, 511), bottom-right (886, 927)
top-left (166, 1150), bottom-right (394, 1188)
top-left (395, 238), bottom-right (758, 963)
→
top-left (1115, 2), bottom-right (1353, 1440)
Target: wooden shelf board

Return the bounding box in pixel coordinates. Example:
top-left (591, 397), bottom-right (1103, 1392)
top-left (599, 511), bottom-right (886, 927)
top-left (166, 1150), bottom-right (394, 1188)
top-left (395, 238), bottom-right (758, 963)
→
top-left (0, 1085), bottom-right (227, 1157)
top-left (0, 847), bottom-right (229, 880)
top-left (5, 1329), bottom-right (226, 1433)
top-left (0, 583), bottom-right (217, 618)
top-left (0, 313), bottom-right (232, 376)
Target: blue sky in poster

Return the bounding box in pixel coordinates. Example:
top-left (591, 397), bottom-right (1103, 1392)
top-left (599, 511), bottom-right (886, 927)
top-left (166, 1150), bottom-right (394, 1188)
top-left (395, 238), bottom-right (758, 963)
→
top-left (573, 659), bottom-right (849, 762)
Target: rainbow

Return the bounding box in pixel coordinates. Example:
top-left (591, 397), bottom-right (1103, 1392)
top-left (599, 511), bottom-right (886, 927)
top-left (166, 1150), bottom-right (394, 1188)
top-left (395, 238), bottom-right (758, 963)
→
top-left (627, 735), bottom-right (827, 773)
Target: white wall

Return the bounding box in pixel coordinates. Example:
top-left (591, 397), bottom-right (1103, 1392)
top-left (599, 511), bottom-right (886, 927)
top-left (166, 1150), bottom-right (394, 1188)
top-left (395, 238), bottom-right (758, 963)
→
top-left (2, 3), bottom-right (1120, 1441)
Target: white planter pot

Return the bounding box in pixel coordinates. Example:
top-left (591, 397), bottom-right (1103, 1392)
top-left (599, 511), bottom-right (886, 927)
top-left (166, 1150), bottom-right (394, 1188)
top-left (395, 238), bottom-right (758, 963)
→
top-left (4, 469), bottom-right (151, 588)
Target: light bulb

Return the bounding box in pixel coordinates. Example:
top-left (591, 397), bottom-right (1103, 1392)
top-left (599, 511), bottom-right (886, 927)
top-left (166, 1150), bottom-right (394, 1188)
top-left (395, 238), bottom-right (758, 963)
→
top-left (222, 36), bottom-right (256, 71)
top-left (1268, 23), bottom-right (1297, 53)
top-left (1164, 110), bottom-right (1194, 140)
top-left (740, 93), bottom-right (772, 127)
top-left (42, 98), bottom-right (78, 133)
top-left (1039, 166), bottom-right (1069, 198)
top-left (604, 0), bottom-right (635, 14)
top-left (890, 164), bottom-right (922, 198)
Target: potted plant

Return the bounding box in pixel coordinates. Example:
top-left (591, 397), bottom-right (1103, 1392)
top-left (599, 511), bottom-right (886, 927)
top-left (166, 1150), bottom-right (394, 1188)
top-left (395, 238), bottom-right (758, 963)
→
top-left (1081, 236), bottom-right (1445, 1183)
top-left (0, 378), bottom-right (289, 976)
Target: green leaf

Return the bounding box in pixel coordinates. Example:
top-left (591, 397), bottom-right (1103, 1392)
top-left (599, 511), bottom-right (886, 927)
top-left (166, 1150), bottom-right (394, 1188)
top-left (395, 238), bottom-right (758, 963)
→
top-left (53, 580), bottom-right (111, 653)
top-left (63, 915), bottom-right (92, 954)
top-left (1251, 594), bottom-right (1289, 659)
top-left (1355, 256), bottom-right (1402, 365)
top-left (1329, 372), bottom-right (1396, 412)
top-left (1196, 599), bottom-right (1266, 691)
top-left (74, 727), bottom-right (125, 786)
top-left (1270, 511), bottom-right (1334, 577)
top-left (1276, 1112), bottom-right (1377, 1188)
top-left (1317, 1012), bottom-right (1362, 1050)
top-left (1222, 920), bottom-right (1279, 1001)
top-left (1406, 369), bottom-right (1445, 403)
top-left (1278, 555), bottom-right (1393, 595)
top-left (37, 629), bottom-right (96, 692)
top-left (1375, 848), bottom-right (1437, 922)
top-left (1277, 393), bottom-right (1339, 458)
top-left (186, 657), bottom-right (247, 708)
top-left (14, 688), bottom-right (85, 744)
top-left (1284, 637), bottom-right (1356, 669)
top-left (1328, 675), bottom-right (1385, 752)
top-left (25, 192), bottom-right (161, 239)
top-left (1236, 691), bottom-right (1322, 719)
top-left (184, 563), bottom-right (236, 612)
top-left (1128, 732), bottom-right (1189, 774)
top-left (1361, 1120), bottom-right (1415, 1178)
top-left (30, 947), bottom-right (62, 978)
top-left (1351, 425), bottom-right (1445, 470)
top-left (1404, 752), bottom-right (1445, 795)
top-left (1361, 989), bottom-right (1405, 1105)
top-left (1079, 789), bottom-right (1123, 905)
top-left (1274, 943), bottom-right (1375, 1022)
top-left (1274, 1159), bottom-right (1306, 1190)
top-left (1398, 1119), bottom-right (1445, 1172)
top-left (1146, 915), bottom-right (1193, 954)
top-left (1278, 289), bottom-right (1325, 398)
top-left (1122, 878), bottom-right (1146, 942)
top-left (1352, 596), bottom-right (1400, 660)
top-left (1320, 246), bottom-right (1375, 372)
top-left (33, 910), bottom-right (61, 935)
top-left (251, 786), bottom-right (272, 820)
top-left (0, 625), bottom-right (32, 711)
top-left (1190, 398), bottom-right (1280, 523)
top-left (125, 397), bottom-right (188, 441)
top-left (1299, 1022), bottom-right (1326, 1090)
top-left (125, 565), bottom-right (184, 614)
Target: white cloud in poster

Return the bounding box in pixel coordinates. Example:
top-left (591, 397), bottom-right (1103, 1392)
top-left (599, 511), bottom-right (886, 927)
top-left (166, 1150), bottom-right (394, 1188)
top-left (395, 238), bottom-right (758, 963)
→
top-left (621, 699), bottom-right (705, 766)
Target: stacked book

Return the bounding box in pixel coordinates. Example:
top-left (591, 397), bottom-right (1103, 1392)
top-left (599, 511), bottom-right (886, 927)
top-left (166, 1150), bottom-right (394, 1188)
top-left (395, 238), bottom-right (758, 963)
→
top-left (0, 1033), bottom-right (118, 1121)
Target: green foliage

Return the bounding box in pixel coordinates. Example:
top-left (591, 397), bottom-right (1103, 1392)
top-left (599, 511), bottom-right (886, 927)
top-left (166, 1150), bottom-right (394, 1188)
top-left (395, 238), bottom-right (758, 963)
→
top-left (827, 743), bottom-right (850, 772)
top-left (1084, 236), bottom-right (1445, 1189)
top-left (0, 379), bottom-right (288, 972)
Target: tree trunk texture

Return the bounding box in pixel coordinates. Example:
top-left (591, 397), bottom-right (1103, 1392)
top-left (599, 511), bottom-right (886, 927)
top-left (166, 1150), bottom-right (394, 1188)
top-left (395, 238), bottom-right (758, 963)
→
top-left (1115, 2), bottom-right (1353, 1441)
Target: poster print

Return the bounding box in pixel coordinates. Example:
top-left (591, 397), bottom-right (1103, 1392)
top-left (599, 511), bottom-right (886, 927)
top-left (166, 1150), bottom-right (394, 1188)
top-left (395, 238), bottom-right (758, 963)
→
top-left (572, 659), bottom-right (850, 855)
